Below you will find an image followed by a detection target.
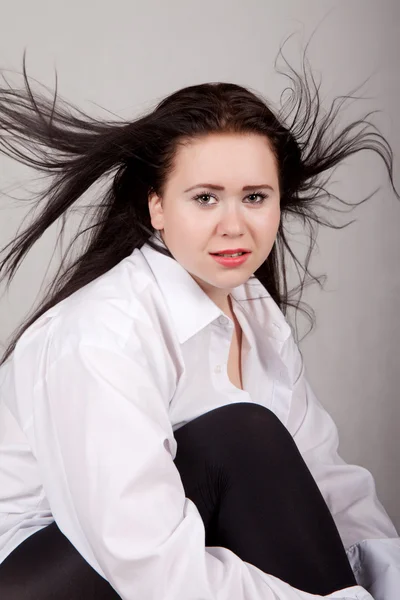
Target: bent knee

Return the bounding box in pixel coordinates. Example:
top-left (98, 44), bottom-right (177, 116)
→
top-left (210, 403), bottom-right (301, 470)
top-left (190, 402), bottom-right (293, 456)
top-left (220, 402), bottom-right (290, 440)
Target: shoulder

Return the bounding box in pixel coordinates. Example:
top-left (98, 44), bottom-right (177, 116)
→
top-left (280, 328), bottom-right (304, 385)
top-left (4, 250), bottom-right (180, 419)
top-left (16, 249), bottom-right (173, 364)
top-left (258, 291), bottom-right (304, 385)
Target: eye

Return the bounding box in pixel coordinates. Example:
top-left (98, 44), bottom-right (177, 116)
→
top-left (192, 193), bottom-right (218, 206)
top-left (244, 193), bottom-right (268, 204)
top-left (192, 192), bottom-right (268, 207)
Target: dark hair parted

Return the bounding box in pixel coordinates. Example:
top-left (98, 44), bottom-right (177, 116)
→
top-left (0, 40), bottom-right (398, 364)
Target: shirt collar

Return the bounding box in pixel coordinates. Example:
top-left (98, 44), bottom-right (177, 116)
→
top-left (140, 233), bottom-right (291, 345)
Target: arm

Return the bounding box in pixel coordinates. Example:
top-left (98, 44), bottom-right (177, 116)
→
top-left (286, 339), bottom-right (400, 599)
top-left (26, 311), bottom-right (372, 600)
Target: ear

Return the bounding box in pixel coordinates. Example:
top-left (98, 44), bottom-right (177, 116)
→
top-left (148, 192), bottom-right (164, 230)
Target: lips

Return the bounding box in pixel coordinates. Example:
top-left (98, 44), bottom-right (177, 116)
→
top-left (210, 249), bottom-right (251, 255)
top-left (210, 252), bottom-right (250, 267)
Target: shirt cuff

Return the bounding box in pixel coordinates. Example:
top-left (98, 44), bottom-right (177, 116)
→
top-left (346, 537), bottom-right (400, 600)
top-left (329, 586), bottom-right (373, 599)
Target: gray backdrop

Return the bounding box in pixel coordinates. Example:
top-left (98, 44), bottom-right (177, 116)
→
top-left (0, 0), bottom-right (399, 530)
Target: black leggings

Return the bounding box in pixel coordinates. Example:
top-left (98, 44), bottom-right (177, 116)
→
top-left (0, 402), bottom-right (357, 598)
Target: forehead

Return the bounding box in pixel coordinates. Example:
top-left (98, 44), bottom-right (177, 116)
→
top-left (170, 133), bottom-right (278, 183)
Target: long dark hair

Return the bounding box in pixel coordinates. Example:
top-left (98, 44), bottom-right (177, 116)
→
top-left (0, 41), bottom-right (398, 365)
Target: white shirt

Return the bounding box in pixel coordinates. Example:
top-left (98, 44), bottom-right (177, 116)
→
top-left (0, 234), bottom-right (399, 600)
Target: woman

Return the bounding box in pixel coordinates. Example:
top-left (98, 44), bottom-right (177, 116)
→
top-left (0, 46), bottom-right (399, 599)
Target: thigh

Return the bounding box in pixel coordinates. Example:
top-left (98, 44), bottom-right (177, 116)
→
top-left (0, 522), bottom-right (121, 600)
top-left (173, 402), bottom-right (356, 594)
top-left (173, 405), bottom-right (239, 542)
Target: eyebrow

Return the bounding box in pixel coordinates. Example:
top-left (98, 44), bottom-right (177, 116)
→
top-left (183, 183), bottom-right (275, 193)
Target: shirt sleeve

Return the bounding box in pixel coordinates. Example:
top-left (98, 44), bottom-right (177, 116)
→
top-left (26, 311), bottom-right (373, 600)
top-left (288, 341), bottom-right (400, 599)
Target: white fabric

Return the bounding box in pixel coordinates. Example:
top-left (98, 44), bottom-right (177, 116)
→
top-left (0, 234), bottom-right (398, 599)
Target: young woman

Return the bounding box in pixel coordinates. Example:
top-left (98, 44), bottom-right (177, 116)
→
top-left (0, 47), bottom-right (399, 600)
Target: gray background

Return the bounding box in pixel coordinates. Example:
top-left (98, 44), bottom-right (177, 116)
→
top-left (0, 1), bottom-right (399, 529)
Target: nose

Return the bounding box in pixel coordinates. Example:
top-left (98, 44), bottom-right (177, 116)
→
top-left (216, 202), bottom-right (245, 236)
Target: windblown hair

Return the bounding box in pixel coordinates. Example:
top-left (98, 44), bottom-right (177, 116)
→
top-left (0, 39), bottom-right (398, 364)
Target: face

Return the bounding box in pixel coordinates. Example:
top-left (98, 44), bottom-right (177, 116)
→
top-left (148, 133), bottom-right (281, 311)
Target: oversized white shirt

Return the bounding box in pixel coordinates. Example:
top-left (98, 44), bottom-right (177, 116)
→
top-left (0, 234), bottom-right (399, 599)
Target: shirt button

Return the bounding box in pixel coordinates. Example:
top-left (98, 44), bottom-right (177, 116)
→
top-left (218, 315), bottom-right (229, 326)
top-left (214, 365), bottom-right (222, 374)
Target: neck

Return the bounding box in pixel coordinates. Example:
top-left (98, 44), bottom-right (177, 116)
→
top-left (214, 293), bottom-right (234, 316)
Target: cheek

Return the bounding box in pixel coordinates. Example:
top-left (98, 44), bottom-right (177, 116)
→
top-left (168, 208), bottom-right (195, 232)
top-left (257, 206), bottom-right (280, 237)
top-left (271, 202), bottom-right (281, 229)
top-left (273, 208), bottom-right (281, 233)
top-left (166, 215), bottom-right (204, 253)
